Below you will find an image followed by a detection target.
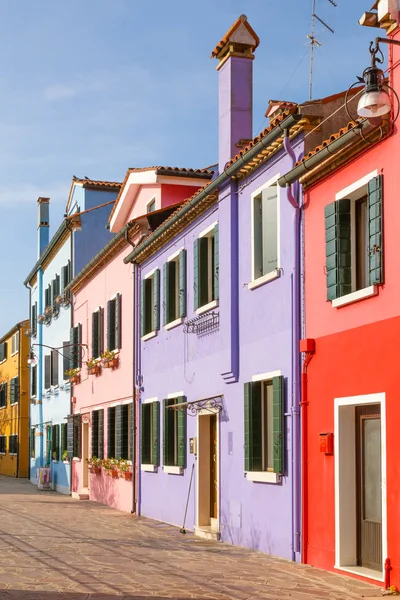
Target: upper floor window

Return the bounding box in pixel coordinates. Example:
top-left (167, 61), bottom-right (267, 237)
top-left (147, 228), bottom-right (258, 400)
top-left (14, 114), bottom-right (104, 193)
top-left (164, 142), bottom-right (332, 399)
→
top-left (252, 182), bottom-right (278, 282)
top-left (0, 342), bottom-right (7, 363)
top-left (325, 173), bottom-right (383, 302)
top-left (163, 397), bottom-right (187, 469)
top-left (194, 223), bottom-right (219, 311)
top-left (0, 383), bottom-right (7, 408)
top-left (163, 250), bottom-right (186, 326)
top-left (31, 365), bottom-right (37, 398)
top-left (61, 260), bottom-right (71, 292)
top-left (69, 324), bottom-right (82, 371)
top-left (9, 376), bottom-right (19, 405)
top-left (106, 295), bottom-right (121, 352)
top-left (11, 331), bottom-right (19, 356)
top-left (31, 302), bottom-right (37, 337)
top-left (140, 400), bottom-right (159, 467)
top-left (147, 198), bottom-right (156, 214)
top-left (44, 350), bottom-right (58, 389)
top-left (92, 308), bottom-right (104, 359)
top-left (107, 404), bottom-right (131, 460)
top-left (141, 270), bottom-right (160, 338)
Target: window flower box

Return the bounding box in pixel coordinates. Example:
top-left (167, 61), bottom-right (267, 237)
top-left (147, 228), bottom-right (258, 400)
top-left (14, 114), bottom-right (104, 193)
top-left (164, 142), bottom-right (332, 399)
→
top-left (101, 350), bottom-right (119, 370)
top-left (89, 466), bottom-right (101, 475)
top-left (87, 364), bottom-right (101, 376)
top-left (65, 368), bottom-right (80, 385)
top-left (86, 457), bottom-right (102, 475)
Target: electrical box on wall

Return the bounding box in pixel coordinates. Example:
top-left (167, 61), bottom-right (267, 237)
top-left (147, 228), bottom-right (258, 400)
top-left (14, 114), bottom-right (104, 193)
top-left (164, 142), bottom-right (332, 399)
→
top-left (300, 338), bottom-right (315, 353)
top-left (319, 433), bottom-right (334, 455)
top-left (189, 437), bottom-right (197, 455)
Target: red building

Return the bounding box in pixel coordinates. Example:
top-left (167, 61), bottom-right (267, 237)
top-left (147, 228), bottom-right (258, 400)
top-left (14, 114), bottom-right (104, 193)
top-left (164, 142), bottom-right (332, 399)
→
top-left (278, 1), bottom-right (400, 588)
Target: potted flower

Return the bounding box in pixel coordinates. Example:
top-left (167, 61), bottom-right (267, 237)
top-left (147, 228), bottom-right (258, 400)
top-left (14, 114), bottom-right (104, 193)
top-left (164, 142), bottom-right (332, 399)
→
top-left (44, 305), bottom-right (53, 316)
top-left (102, 458), bottom-right (119, 478)
top-left (86, 358), bottom-right (101, 376)
top-left (117, 459), bottom-right (133, 481)
top-left (86, 456), bottom-right (102, 475)
top-left (101, 349), bottom-right (119, 369)
top-left (64, 368), bottom-right (80, 384)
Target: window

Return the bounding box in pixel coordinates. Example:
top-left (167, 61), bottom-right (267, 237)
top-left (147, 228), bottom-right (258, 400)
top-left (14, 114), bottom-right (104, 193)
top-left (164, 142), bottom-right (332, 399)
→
top-left (61, 423), bottom-right (68, 459)
top-left (106, 295), bottom-right (121, 351)
top-left (44, 355), bottom-right (51, 389)
top-left (91, 308), bottom-right (103, 359)
top-left (325, 174), bottom-right (383, 301)
top-left (252, 184), bottom-right (278, 280)
top-left (147, 198), bottom-right (156, 213)
top-left (107, 405), bottom-right (131, 460)
top-left (194, 223), bottom-right (219, 310)
top-left (141, 270), bottom-right (160, 337)
top-left (9, 435), bottom-right (17, 455)
top-left (163, 397), bottom-right (186, 468)
top-left (61, 260), bottom-right (71, 292)
top-left (63, 342), bottom-right (70, 380)
top-left (31, 302), bottom-right (37, 336)
top-left (0, 383), bottom-right (7, 408)
top-left (91, 409), bottom-right (104, 459)
top-left (9, 377), bottom-right (19, 405)
top-left (45, 284), bottom-right (51, 308)
top-left (67, 415), bottom-right (81, 458)
top-left (244, 375), bottom-right (284, 474)
top-left (0, 342), bottom-right (7, 362)
top-left (30, 428), bottom-right (35, 458)
top-left (51, 275), bottom-right (60, 304)
top-left (140, 401), bottom-right (160, 466)
top-left (51, 424), bottom-right (59, 461)
top-left (11, 331), bottom-right (19, 355)
top-left (69, 324), bottom-right (82, 370)
top-left (31, 365), bottom-right (37, 398)
top-left (0, 436), bottom-right (6, 454)
top-left (50, 349), bottom-right (59, 386)
top-left (163, 251), bottom-right (186, 325)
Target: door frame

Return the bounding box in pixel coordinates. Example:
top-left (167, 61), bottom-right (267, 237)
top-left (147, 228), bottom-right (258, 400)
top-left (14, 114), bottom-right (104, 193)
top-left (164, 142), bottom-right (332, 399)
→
top-left (196, 408), bottom-right (220, 530)
top-left (334, 392), bottom-right (387, 581)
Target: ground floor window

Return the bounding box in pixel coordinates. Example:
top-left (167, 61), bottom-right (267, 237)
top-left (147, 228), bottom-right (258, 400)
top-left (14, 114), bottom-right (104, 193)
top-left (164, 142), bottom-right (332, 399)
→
top-left (30, 428), bottom-right (35, 458)
top-left (140, 401), bottom-right (160, 466)
top-left (91, 409), bottom-right (104, 459)
top-left (9, 434), bottom-right (17, 455)
top-left (0, 436), bottom-right (5, 454)
top-left (107, 404), bottom-right (131, 460)
top-left (163, 397), bottom-right (186, 468)
top-left (51, 425), bottom-right (59, 461)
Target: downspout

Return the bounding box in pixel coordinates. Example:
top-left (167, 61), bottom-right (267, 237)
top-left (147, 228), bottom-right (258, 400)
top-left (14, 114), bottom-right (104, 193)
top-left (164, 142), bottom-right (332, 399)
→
top-left (69, 228), bottom-right (74, 496)
top-left (24, 282), bottom-right (31, 481)
top-left (283, 132), bottom-right (301, 561)
top-left (134, 263), bottom-right (141, 515)
top-left (38, 268), bottom-right (44, 469)
top-left (16, 322), bottom-right (21, 478)
top-left (300, 348), bottom-right (314, 564)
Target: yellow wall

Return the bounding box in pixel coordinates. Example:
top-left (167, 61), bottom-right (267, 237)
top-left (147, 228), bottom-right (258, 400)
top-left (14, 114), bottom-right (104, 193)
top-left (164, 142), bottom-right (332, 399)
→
top-left (0, 321), bottom-right (30, 477)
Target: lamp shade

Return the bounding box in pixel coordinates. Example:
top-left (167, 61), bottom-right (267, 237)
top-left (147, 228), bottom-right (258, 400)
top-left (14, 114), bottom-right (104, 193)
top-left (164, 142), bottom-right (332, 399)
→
top-left (357, 88), bottom-right (391, 118)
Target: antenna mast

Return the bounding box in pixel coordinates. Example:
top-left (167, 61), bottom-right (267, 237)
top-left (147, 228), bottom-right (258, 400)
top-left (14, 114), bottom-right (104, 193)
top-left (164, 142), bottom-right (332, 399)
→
top-left (308, 0), bottom-right (337, 100)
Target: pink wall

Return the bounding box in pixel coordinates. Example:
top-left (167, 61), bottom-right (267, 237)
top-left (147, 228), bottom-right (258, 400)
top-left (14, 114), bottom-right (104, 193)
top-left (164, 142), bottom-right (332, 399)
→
top-left (71, 245), bottom-right (134, 513)
top-left (128, 183), bottom-right (202, 221)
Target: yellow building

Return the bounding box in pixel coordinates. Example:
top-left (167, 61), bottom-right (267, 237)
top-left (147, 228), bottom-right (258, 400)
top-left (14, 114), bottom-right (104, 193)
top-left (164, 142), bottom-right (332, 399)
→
top-left (0, 320), bottom-right (30, 477)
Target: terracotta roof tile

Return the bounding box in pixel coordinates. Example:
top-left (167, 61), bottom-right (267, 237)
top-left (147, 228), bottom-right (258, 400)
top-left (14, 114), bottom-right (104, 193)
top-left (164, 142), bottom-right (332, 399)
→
top-left (72, 177), bottom-right (121, 189)
top-left (295, 121), bottom-right (358, 166)
top-left (211, 14), bottom-right (260, 59)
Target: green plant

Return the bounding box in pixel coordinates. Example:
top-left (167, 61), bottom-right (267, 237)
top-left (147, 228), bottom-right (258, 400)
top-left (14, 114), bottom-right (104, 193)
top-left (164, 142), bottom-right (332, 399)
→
top-left (102, 457), bottom-right (118, 471)
top-left (62, 450), bottom-right (69, 461)
top-left (117, 459), bottom-right (132, 472)
top-left (101, 349), bottom-right (115, 362)
top-left (64, 367), bottom-right (80, 379)
top-left (86, 358), bottom-right (100, 369)
top-left (86, 456), bottom-right (102, 468)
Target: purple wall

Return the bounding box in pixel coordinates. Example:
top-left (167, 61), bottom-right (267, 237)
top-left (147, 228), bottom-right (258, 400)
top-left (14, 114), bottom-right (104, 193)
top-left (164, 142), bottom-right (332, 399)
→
top-left (138, 136), bottom-right (304, 561)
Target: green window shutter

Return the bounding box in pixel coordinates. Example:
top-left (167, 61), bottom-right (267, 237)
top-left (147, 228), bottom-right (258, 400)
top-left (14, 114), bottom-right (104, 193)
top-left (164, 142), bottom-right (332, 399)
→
top-left (244, 381), bottom-right (262, 472)
top-left (55, 424), bottom-right (60, 461)
top-left (106, 300), bottom-right (112, 350)
top-left (77, 324), bottom-right (82, 367)
top-left (324, 199), bottom-right (352, 301)
top-left (116, 404), bottom-right (128, 459)
top-left (61, 423), bottom-right (67, 455)
top-left (151, 401), bottom-right (160, 466)
top-left (193, 239), bottom-right (200, 310)
top-left (199, 238), bottom-right (209, 306)
top-left (272, 376), bottom-right (284, 474)
top-left (162, 399), bottom-right (169, 466)
top-left (140, 403), bottom-right (145, 464)
top-left (115, 405), bottom-right (122, 458)
top-left (129, 402), bottom-right (134, 462)
top-left (168, 261), bottom-right (177, 322)
top-left (179, 249), bottom-right (187, 318)
top-left (140, 280), bottom-right (145, 337)
top-left (107, 407), bottom-right (115, 458)
top-left (368, 174), bottom-right (384, 285)
top-left (98, 409), bottom-right (104, 459)
top-left (44, 356), bottom-right (51, 389)
top-left (10, 378), bottom-right (15, 404)
top-left (92, 312), bottom-right (99, 358)
top-left (213, 224), bottom-right (219, 301)
top-left (67, 418), bottom-right (74, 458)
top-left (91, 410), bottom-right (99, 457)
top-left (163, 263), bottom-right (169, 326)
top-left (153, 269), bottom-right (160, 331)
top-left (177, 396), bottom-right (187, 469)
top-left (115, 293), bottom-right (121, 349)
top-left (14, 376), bottom-right (19, 403)
top-left (73, 415), bottom-right (81, 459)
top-left (69, 327), bottom-right (75, 370)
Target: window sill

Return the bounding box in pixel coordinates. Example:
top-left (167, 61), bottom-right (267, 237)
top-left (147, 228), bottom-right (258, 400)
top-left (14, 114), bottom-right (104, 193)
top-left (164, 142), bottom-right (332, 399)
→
top-left (163, 465), bottom-right (183, 475)
top-left (248, 269), bottom-right (281, 290)
top-left (141, 331), bottom-right (157, 342)
top-left (141, 464), bottom-right (158, 473)
top-left (245, 471), bottom-right (281, 484)
top-left (10, 402), bottom-right (18, 407)
top-left (0, 407), bottom-right (6, 411)
top-left (164, 317), bottom-right (184, 331)
top-left (332, 285), bottom-right (378, 308)
top-left (334, 565), bottom-right (384, 583)
top-left (9, 453), bottom-right (17, 457)
top-left (196, 299), bottom-right (218, 316)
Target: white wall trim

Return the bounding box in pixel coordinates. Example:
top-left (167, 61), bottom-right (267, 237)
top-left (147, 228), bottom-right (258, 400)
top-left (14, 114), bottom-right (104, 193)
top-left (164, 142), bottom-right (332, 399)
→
top-left (143, 268), bottom-right (156, 280)
top-left (199, 221), bottom-right (218, 239)
top-left (167, 391), bottom-right (184, 399)
top-left (248, 269), bottom-right (281, 290)
top-left (332, 285), bottom-right (378, 308)
top-left (141, 464), bottom-right (158, 473)
top-left (195, 299), bottom-right (218, 316)
top-left (142, 396), bottom-right (158, 405)
top-left (164, 317), bottom-right (184, 331)
top-left (335, 170), bottom-right (378, 201)
top-left (141, 331), bottom-right (157, 342)
top-left (163, 465), bottom-right (184, 475)
top-left (334, 392), bottom-right (386, 577)
top-left (252, 370), bottom-right (282, 382)
top-left (167, 247), bottom-right (184, 262)
top-left (146, 196), bottom-right (156, 212)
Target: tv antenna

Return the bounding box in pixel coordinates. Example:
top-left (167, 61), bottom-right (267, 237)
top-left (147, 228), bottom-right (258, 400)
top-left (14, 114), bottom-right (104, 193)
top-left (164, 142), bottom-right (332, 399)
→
top-left (308, 0), bottom-right (337, 100)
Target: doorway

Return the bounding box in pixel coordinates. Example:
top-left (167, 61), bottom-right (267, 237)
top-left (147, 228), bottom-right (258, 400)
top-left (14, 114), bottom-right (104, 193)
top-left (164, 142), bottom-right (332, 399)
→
top-left (82, 422), bottom-right (89, 489)
top-left (356, 405), bottom-right (382, 571)
top-left (197, 412), bottom-right (219, 532)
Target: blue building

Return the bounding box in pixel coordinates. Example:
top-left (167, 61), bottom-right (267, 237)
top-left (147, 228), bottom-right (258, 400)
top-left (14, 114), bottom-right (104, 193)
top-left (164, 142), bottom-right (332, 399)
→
top-left (24, 178), bottom-right (120, 493)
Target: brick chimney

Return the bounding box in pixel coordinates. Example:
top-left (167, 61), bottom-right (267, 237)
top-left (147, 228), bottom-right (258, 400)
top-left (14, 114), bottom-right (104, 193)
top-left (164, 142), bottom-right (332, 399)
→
top-left (37, 197), bottom-right (50, 258)
top-left (211, 15), bottom-right (259, 171)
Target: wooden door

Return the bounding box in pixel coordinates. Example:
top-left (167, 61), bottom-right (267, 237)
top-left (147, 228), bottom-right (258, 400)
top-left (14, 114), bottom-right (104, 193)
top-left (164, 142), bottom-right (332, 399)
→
top-left (210, 415), bottom-right (217, 519)
top-left (356, 405), bottom-right (382, 571)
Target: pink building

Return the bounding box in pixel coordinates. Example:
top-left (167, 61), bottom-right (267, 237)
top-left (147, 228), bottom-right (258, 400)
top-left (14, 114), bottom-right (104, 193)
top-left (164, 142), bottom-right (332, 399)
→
top-left (66, 167), bottom-right (212, 512)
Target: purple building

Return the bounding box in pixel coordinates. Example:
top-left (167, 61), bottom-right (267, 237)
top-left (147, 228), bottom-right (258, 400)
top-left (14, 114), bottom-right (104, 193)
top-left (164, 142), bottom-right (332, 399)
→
top-left (123, 15), bottom-right (355, 560)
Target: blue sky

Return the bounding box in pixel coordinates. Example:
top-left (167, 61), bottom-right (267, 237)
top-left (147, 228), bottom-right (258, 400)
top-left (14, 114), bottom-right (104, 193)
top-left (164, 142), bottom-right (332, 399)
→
top-left (0, 0), bottom-right (376, 333)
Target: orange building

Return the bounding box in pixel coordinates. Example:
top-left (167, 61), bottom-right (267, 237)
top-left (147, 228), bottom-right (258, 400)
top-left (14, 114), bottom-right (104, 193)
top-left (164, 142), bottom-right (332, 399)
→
top-left (0, 320), bottom-right (30, 477)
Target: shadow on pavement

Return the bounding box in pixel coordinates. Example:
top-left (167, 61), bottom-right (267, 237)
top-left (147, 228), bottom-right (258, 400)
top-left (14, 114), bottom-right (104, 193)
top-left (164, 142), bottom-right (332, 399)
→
top-left (0, 593), bottom-right (217, 600)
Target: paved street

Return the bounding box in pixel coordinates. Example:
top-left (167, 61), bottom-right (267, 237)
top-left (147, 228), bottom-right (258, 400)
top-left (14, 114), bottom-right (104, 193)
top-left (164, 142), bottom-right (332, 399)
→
top-left (0, 476), bottom-right (383, 599)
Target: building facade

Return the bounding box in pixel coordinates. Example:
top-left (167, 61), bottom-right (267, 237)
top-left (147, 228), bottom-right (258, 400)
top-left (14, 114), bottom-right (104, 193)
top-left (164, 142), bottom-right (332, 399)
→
top-left (0, 320), bottom-right (30, 477)
top-left (24, 179), bottom-right (120, 493)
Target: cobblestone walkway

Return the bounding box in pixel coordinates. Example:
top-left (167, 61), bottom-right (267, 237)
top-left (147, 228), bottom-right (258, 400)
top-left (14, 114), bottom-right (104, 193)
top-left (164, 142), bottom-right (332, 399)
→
top-left (0, 475), bottom-right (383, 599)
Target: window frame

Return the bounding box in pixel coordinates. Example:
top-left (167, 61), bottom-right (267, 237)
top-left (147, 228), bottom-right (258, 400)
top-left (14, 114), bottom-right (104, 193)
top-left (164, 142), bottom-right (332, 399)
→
top-left (147, 197), bottom-right (156, 214)
top-left (163, 395), bottom-right (186, 473)
top-left (9, 376), bottom-right (19, 406)
top-left (106, 294), bottom-right (121, 353)
top-left (140, 399), bottom-right (160, 471)
top-left (11, 331), bottom-right (19, 356)
top-left (141, 269), bottom-right (160, 340)
top-left (91, 307), bottom-right (103, 360)
top-left (0, 382), bottom-right (7, 409)
top-left (0, 435), bottom-right (6, 454)
top-left (195, 221), bottom-right (219, 314)
top-left (9, 434), bottom-right (17, 456)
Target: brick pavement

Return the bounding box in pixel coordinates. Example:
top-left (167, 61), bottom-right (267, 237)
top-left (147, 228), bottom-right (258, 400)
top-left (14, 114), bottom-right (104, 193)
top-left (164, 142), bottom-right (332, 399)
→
top-left (0, 475), bottom-right (384, 599)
